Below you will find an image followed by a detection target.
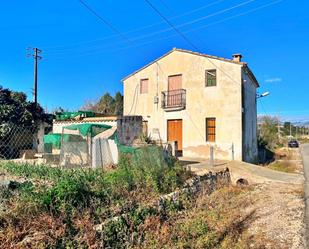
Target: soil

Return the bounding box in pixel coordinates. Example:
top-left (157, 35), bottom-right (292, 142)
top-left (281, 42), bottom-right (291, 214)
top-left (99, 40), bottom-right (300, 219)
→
top-left (245, 147), bottom-right (305, 248)
top-left (246, 181), bottom-right (305, 249)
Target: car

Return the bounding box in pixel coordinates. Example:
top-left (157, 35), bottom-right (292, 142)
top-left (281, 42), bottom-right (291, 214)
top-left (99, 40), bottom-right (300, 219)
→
top-left (288, 140), bottom-right (299, 148)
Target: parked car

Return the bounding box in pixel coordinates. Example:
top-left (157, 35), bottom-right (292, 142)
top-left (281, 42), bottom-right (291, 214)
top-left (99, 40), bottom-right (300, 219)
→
top-left (288, 140), bottom-right (299, 148)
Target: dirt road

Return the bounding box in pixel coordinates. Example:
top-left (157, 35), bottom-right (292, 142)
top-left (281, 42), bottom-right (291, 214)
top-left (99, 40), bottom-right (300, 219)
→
top-left (301, 143), bottom-right (309, 247)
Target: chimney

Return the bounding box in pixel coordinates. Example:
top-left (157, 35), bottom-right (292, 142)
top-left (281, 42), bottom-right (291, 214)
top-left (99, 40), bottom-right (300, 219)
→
top-left (232, 53), bottom-right (242, 62)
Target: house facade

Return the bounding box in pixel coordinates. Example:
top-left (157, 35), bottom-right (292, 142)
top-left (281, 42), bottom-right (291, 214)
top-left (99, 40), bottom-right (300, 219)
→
top-left (122, 48), bottom-right (259, 163)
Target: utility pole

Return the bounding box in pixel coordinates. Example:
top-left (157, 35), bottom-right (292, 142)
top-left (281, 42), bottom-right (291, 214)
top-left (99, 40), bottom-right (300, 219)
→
top-left (296, 126), bottom-right (298, 138)
top-left (277, 117), bottom-right (281, 140)
top-left (27, 47), bottom-right (42, 106)
top-left (290, 123), bottom-right (292, 137)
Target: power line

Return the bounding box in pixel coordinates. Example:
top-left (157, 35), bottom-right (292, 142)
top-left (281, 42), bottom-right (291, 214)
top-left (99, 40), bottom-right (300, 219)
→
top-left (45, 0), bottom-right (277, 57)
top-left (143, 0), bottom-right (259, 100)
top-left (47, 0), bottom-right (251, 54)
top-left (79, 0), bottom-right (130, 43)
top-left (61, 0), bottom-right (272, 103)
top-left (43, 0), bottom-right (227, 51)
top-left (45, 0), bottom-right (283, 60)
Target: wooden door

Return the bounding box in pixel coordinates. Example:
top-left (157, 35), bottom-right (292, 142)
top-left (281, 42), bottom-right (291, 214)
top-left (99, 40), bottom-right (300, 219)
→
top-left (168, 75), bottom-right (182, 106)
top-left (168, 75), bottom-right (182, 91)
top-left (167, 119), bottom-right (183, 152)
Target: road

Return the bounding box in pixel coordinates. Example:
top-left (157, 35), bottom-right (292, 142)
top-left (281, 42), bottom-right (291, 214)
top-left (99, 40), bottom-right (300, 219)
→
top-left (301, 143), bottom-right (309, 247)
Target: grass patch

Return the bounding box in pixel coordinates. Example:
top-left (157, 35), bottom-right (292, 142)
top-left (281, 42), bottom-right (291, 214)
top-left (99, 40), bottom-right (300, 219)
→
top-left (267, 160), bottom-right (298, 173)
top-left (137, 185), bottom-right (273, 249)
top-left (0, 146), bottom-right (193, 248)
top-left (0, 146), bottom-right (275, 248)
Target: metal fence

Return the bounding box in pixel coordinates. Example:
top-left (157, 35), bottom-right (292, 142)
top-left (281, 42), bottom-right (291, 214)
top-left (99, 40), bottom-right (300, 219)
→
top-left (59, 131), bottom-right (91, 168)
top-left (0, 124), bottom-right (37, 160)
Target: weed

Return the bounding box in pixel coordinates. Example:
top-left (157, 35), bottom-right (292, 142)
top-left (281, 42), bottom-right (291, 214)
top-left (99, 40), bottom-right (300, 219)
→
top-left (268, 160), bottom-right (297, 173)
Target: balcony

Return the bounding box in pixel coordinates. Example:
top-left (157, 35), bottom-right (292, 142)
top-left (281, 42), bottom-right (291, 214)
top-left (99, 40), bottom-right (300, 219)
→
top-left (161, 89), bottom-right (186, 111)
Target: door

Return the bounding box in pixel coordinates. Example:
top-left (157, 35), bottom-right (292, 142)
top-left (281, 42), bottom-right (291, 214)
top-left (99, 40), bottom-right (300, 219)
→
top-left (168, 75), bottom-right (182, 107)
top-left (167, 119), bottom-right (183, 154)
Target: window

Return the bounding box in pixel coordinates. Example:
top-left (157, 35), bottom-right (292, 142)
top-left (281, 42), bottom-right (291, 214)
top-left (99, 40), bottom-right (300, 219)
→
top-left (206, 118), bottom-right (216, 142)
top-left (206, 70), bottom-right (216, 87)
top-left (140, 79), bottom-right (148, 94)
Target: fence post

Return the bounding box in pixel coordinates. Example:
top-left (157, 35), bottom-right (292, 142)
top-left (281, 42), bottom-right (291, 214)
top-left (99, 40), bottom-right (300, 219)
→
top-left (60, 127), bottom-right (64, 168)
top-left (210, 145), bottom-right (214, 167)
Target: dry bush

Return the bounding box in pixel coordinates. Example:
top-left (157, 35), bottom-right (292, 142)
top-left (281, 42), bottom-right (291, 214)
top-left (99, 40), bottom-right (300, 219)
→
top-left (134, 185), bottom-right (276, 249)
top-left (267, 160), bottom-right (297, 173)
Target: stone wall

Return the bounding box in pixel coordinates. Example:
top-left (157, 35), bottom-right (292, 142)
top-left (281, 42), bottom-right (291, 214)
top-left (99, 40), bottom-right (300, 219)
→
top-left (158, 168), bottom-right (231, 209)
top-left (117, 116), bottom-right (143, 145)
top-left (95, 168), bottom-right (231, 232)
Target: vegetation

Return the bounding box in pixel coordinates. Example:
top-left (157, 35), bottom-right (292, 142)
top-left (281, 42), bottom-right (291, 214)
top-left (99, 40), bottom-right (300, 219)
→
top-left (282, 121), bottom-right (309, 137)
top-left (258, 116), bottom-right (309, 151)
top-left (267, 160), bottom-right (298, 173)
top-left (81, 91), bottom-right (123, 115)
top-left (0, 86), bottom-right (50, 131)
top-left (258, 116), bottom-right (281, 150)
top-left (0, 154), bottom-right (273, 248)
top-left (0, 147), bottom-right (193, 248)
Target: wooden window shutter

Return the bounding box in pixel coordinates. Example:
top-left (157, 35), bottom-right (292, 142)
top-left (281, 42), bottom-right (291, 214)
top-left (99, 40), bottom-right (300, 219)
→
top-left (140, 79), bottom-right (148, 94)
top-left (206, 70), bottom-right (217, 87)
top-left (206, 118), bottom-right (216, 142)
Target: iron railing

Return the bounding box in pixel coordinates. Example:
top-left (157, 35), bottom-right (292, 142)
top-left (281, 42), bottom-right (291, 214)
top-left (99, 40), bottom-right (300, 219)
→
top-left (161, 89), bottom-right (186, 110)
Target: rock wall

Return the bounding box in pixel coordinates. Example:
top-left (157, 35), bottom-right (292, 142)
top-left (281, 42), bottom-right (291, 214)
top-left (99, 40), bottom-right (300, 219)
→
top-left (158, 168), bottom-right (231, 209)
top-left (117, 116), bottom-right (143, 145)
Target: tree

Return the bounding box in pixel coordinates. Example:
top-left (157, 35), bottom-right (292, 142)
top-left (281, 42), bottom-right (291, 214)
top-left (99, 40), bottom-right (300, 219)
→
top-left (258, 116), bottom-right (280, 150)
top-left (81, 91), bottom-right (123, 115)
top-left (114, 91), bottom-right (123, 115)
top-left (97, 93), bottom-right (115, 114)
top-left (0, 86), bottom-right (47, 136)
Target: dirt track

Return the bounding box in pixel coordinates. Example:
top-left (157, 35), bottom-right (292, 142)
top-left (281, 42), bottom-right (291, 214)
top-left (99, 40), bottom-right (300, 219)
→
top-left (182, 152), bottom-right (306, 248)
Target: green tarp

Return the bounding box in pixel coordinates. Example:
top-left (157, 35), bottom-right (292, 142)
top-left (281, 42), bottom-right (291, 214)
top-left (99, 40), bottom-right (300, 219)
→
top-left (43, 133), bottom-right (62, 149)
top-left (44, 124), bottom-right (142, 155)
top-left (63, 123), bottom-right (112, 137)
top-left (43, 133), bottom-right (84, 149)
top-left (55, 111), bottom-right (95, 121)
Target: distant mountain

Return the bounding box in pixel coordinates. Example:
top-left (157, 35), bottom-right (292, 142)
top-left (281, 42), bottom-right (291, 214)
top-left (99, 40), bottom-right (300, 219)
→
top-left (257, 115), bottom-right (309, 127)
top-left (292, 121), bottom-right (309, 127)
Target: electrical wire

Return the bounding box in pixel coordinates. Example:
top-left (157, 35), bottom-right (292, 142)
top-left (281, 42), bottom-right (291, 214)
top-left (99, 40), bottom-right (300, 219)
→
top-left (144, 0), bottom-right (200, 51)
top-left (143, 0), bottom-right (262, 99)
top-left (43, 0), bottom-right (227, 51)
top-left (45, 0), bottom-right (255, 54)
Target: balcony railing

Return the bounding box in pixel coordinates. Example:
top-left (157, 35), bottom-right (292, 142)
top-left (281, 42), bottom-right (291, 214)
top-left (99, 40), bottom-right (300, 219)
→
top-left (161, 89), bottom-right (186, 111)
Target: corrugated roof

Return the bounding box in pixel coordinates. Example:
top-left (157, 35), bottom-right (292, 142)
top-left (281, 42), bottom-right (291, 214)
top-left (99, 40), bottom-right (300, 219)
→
top-left (53, 116), bottom-right (117, 124)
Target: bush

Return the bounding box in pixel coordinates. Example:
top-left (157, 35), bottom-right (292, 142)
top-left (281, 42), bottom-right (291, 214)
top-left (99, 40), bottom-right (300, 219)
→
top-left (0, 146), bottom-right (193, 247)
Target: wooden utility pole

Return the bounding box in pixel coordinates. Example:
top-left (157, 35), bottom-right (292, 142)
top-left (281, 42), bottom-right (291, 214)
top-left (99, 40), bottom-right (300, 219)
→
top-left (27, 47), bottom-right (42, 106)
top-left (277, 117), bottom-right (281, 140)
top-left (290, 123), bottom-right (292, 137)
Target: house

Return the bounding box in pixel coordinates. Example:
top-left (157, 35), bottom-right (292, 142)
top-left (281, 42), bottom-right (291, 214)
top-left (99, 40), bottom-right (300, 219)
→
top-left (122, 48), bottom-right (259, 163)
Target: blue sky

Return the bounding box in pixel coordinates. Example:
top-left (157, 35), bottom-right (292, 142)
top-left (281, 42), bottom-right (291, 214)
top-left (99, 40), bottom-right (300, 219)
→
top-left (0, 0), bottom-right (308, 121)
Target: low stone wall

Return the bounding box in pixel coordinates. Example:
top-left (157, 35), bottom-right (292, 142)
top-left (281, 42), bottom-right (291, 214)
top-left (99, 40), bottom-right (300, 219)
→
top-left (158, 168), bottom-right (231, 209)
top-left (95, 168), bottom-right (231, 232)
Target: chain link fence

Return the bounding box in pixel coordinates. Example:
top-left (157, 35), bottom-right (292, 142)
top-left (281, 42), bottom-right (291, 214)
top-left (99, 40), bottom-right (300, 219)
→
top-left (0, 124), bottom-right (38, 160)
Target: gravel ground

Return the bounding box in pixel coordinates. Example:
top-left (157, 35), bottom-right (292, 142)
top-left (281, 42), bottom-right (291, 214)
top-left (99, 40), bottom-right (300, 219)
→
top-left (247, 181), bottom-right (305, 249)
top-left (243, 147), bottom-right (306, 249)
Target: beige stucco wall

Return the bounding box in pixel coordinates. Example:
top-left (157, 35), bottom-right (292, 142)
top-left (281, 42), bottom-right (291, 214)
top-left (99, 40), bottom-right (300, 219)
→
top-left (123, 50), bottom-right (257, 161)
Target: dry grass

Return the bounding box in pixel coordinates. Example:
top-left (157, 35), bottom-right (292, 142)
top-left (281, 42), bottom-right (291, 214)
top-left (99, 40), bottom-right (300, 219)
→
top-left (298, 137), bottom-right (309, 144)
top-left (267, 160), bottom-right (298, 173)
top-left (135, 185), bottom-right (276, 249)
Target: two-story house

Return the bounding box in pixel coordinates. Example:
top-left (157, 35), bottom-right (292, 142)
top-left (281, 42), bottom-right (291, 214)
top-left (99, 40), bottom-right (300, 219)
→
top-left (122, 48), bottom-right (259, 163)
